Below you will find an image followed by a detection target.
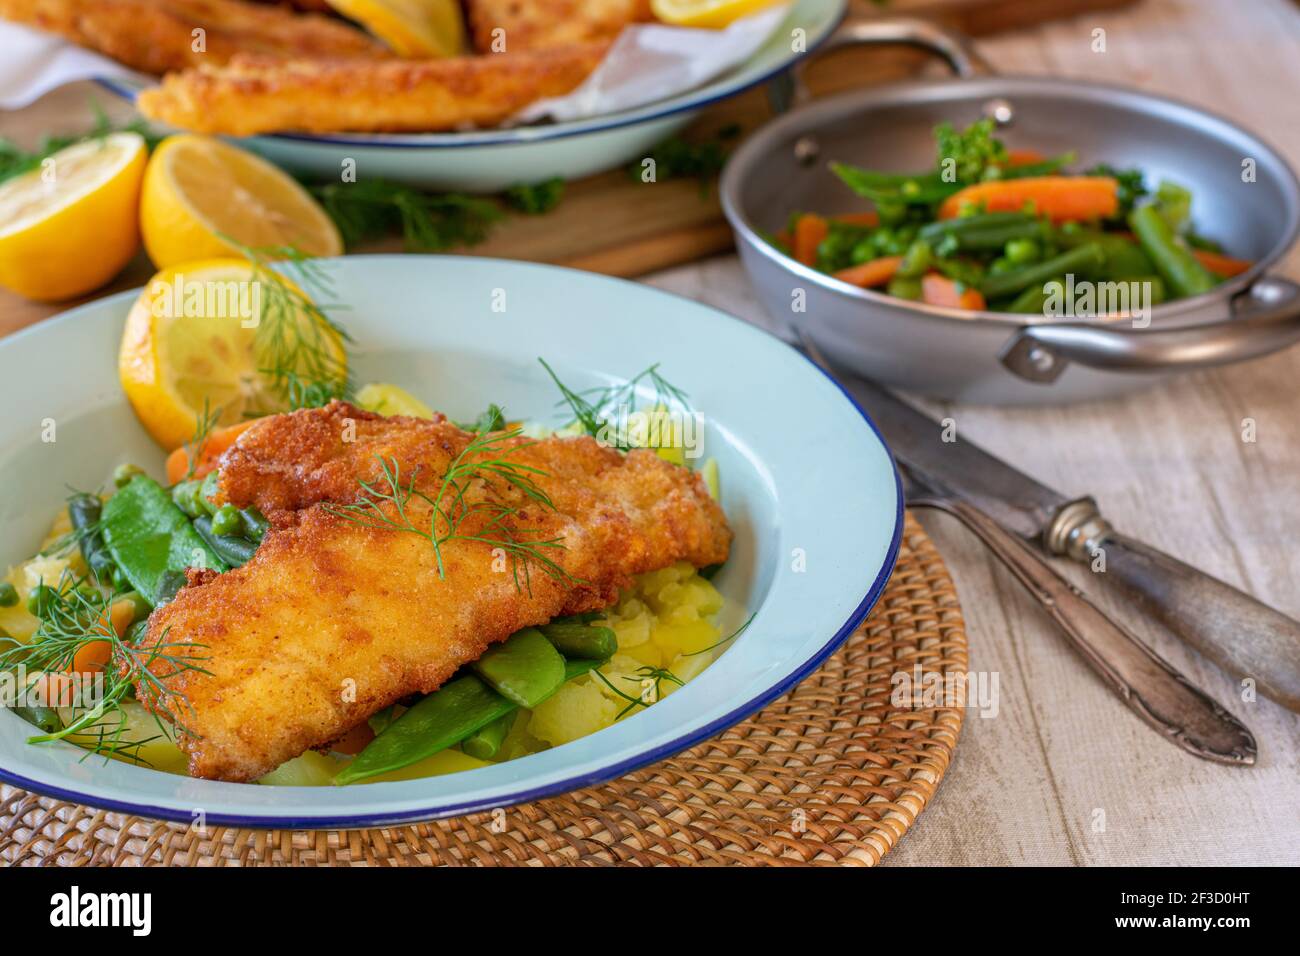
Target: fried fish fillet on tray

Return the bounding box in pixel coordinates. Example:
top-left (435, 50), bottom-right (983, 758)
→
top-left (464, 0), bottom-right (652, 53)
top-left (136, 41), bottom-right (609, 135)
top-left (137, 402), bottom-right (732, 782)
top-left (0, 0), bottom-right (388, 74)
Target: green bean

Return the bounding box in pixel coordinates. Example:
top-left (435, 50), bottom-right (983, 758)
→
top-left (68, 493), bottom-right (116, 585)
top-left (980, 243), bottom-right (1105, 300)
top-left (193, 516), bottom-right (258, 567)
top-left (0, 582), bottom-right (16, 607)
top-left (210, 503), bottom-right (243, 538)
top-left (460, 712), bottom-right (514, 761)
top-left (113, 463), bottom-right (146, 488)
top-left (1007, 278), bottom-right (1066, 315)
top-left (1129, 204), bottom-right (1216, 298)
top-left (540, 622), bottom-right (617, 661)
top-left (171, 480), bottom-right (205, 518)
top-left (15, 705), bottom-right (62, 735)
top-left (337, 656), bottom-right (607, 784)
top-left (920, 213), bottom-right (1047, 252)
top-left (240, 507), bottom-right (270, 542)
top-left (1054, 227), bottom-right (1154, 279)
top-left (472, 627), bottom-right (565, 708)
top-left (101, 476), bottom-right (224, 600)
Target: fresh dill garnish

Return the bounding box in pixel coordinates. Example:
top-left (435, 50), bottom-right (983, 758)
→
top-left (309, 179), bottom-right (504, 252)
top-left (230, 242), bottom-right (355, 411)
top-left (455, 403), bottom-right (507, 434)
top-left (181, 398), bottom-right (222, 482)
top-left (682, 613), bottom-right (755, 657)
top-left (0, 569), bottom-right (208, 761)
top-left (321, 430), bottom-right (576, 594)
top-left (591, 664), bottom-right (685, 718)
top-left (628, 124), bottom-right (741, 192)
top-left (0, 103), bottom-right (161, 185)
top-left (538, 358), bottom-right (692, 451)
top-left (503, 178), bottom-right (565, 215)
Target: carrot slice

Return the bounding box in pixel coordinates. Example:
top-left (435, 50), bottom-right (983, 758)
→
top-left (938, 176), bottom-right (1119, 223)
top-left (1004, 149), bottom-right (1045, 167)
top-left (832, 211), bottom-right (880, 227)
top-left (922, 273), bottom-right (986, 311)
top-left (833, 256), bottom-right (903, 289)
top-left (165, 419), bottom-right (260, 485)
top-left (792, 213), bottom-right (829, 267)
top-left (71, 640), bottom-right (113, 676)
top-left (1191, 249), bottom-right (1252, 277)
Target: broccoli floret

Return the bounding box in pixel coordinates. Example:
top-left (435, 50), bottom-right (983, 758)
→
top-left (935, 119), bottom-right (1008, 185)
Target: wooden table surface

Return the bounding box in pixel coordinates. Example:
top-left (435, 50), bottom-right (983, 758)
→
top-left (646, 0), bottom-right (1300, 865)
top-left (2, 0), bottom-right (1297, 865)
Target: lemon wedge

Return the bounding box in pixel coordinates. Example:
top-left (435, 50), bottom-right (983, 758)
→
top-left (0, 132), bottom-right (146, 302)
top-left (119, 259), bottom-right (348, 450)
top-left (651, 0), bottom-right (782, 28)
top-left (140, 135), bottom-right (342, 270)
top-left (325, 0), bottom-right (465, 57)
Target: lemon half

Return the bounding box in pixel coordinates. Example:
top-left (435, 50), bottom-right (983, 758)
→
top-left (0, 132), bottom-right (146, 302)
top-left (119, 259), bottom-right (348, 450)
top-left (140, 135), bottom-right (342, 270)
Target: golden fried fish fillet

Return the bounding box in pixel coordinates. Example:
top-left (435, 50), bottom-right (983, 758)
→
top-left (136, 41), bottom-right (609, 134)
top-left (465, 0), bottom-right (652, 53)
top-left (0, 0), bottom-right (388, 74)
top-left (139, 402), bottom-right (731, 782)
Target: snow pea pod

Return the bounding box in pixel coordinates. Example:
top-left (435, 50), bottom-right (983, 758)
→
top-left (193, 516), bottom-right (258, 567)
top-left (336, 658), bottom-right (603, 784)
top-left (472, 627), bottom-right (565, 708)
top-left (100, 476), bottom-right (225, 606)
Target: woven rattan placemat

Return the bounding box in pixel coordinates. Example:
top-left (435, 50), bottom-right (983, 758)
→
top-left (0, 512), bottom-right (967, 866)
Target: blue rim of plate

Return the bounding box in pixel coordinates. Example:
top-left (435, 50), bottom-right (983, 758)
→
top-left (0, 278), bottom-right (902, 829)
top-left (91, 1), bottom-right (847, 150)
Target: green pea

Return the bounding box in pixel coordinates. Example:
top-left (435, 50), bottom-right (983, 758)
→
top-left (897, 239), bottom-right (933, 279)
top-left (0, 582), bottom-right (17, 607)
top-left (210, 503), bottom-right (243, 538)
top-left (886, 276), bottom-right (923, 301)
top-left (113, 463), bottom-right (146, 488)
top-left (26, 584), bottom-right (57, 618)
top-left (1004, 238), bottom-right (1040, 265)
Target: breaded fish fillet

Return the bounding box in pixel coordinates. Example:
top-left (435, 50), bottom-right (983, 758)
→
top-left (465, 0), bottom-right (652, 53)
top-left (139, 402), bottom-right (731, 782)
top-left (136, 42), bottom-right (609, 134)
top-left (0, 0), bottom-right (387, 74)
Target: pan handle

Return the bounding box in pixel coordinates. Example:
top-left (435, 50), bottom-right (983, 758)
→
top-left (999, 276), bottom-right (1300, 382)
top-left (770, 17), bottom-right (993, 112)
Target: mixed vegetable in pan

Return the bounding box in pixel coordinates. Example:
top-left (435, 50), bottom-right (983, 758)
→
top-left (771, 120), bottom-right (1253, 314)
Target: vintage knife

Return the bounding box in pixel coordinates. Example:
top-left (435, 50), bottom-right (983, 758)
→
top-left (792, 331), bottom-right (1300, 715)
top-left (901, 468), bottom-right (1255, 764)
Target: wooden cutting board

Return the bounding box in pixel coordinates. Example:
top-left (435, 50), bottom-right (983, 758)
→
top-left (0, 0), bottom-right (1136, 336)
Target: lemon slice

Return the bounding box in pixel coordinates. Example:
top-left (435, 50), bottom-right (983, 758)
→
top-left (140, 135), bottom-right (342, 270)
top-left (325, 0), bottom-right (465, 57)
top-left (651, 0), bottom-right (782, 28)
top-left (119, 259), bottom-right (348, 450)
top-left (0, 132), bottom-right (146, 302)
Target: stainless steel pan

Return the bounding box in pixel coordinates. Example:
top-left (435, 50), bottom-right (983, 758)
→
top-left (720, 19), bottom-right (1300, 404)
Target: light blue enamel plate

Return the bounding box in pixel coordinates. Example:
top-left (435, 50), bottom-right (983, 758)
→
top-left (0, 256), bottom-right (901, 828)
top-left (98, 0), bottom-right (847, 191)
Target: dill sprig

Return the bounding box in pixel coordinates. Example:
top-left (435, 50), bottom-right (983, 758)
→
top-left (322, 430), bottom-right (576, 594)
top-left (0, 570), bottom-right (208, 760)
top-left (0, 103), bottom-right (162, 185)
top-left (538, 358), bottom-right (692, 451)
top-left (591, 665), bottom-right (685, 718)
top-left (309, 179), bottom-right (504, 252)
top-left (181, 398), bottom-right (222, 482)
top-left (232, 242), bottom-right (355, 411)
